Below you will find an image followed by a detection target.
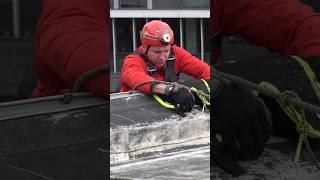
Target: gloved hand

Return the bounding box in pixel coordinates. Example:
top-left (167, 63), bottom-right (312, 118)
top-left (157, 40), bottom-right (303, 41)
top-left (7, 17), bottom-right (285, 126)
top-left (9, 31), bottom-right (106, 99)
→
top-left (307, 56), bottom-right (320, 81)
top-left (212, 84), bottom-right (273, 176)
top-left (165, 85), bottom-right (195, 112)
top-left (178, 78), bottom-right (210, 106)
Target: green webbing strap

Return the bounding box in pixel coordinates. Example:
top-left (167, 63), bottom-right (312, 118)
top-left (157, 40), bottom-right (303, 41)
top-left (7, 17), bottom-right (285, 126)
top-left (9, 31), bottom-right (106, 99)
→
top-left (291, 55), bottom-right (320, 101)
top-left (189, 79), bottom-right (211, 113)
top-left (153, 85), bottom-right (210, 113)
top-left (259, 81), bottom-right (320, 169)
top-left (131, 80), bottom-right (210, 114)
top-left (201, 79), bottom-right (210, 93)
top-left (153, 95), bottom-right (175, 109)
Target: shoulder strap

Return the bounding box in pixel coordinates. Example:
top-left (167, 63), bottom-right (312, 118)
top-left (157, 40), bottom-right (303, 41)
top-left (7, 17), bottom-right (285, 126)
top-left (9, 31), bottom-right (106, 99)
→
top-left (165, 50), bottom-right (177, 82)
top-left (132, 49), bottom-right (178, 81)
top-left (132, 51), bottom-right (156, 77)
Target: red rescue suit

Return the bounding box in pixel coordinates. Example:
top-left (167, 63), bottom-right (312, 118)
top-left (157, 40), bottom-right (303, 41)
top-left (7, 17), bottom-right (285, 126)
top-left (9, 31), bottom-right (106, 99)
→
top-left (31, 0), bottom-right (108, 98)
top-left (120, 45), bottom-right (210, 94)
top-left (211, 0), bottom-right (320, 65)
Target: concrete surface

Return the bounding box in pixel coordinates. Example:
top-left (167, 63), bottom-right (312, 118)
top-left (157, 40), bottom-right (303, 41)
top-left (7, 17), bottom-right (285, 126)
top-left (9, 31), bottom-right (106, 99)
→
top-left (110, 92), bottom-right (320, 179)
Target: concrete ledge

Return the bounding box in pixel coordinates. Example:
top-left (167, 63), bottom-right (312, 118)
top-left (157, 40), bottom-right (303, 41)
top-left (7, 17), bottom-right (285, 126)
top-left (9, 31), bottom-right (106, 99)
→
top-left (110, 109), bottom-right (210, 164)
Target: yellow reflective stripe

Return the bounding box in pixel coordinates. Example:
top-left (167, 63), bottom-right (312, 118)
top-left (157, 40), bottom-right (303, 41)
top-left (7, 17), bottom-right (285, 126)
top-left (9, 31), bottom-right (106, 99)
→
top-left (153, 95), bottom-right (175, 109)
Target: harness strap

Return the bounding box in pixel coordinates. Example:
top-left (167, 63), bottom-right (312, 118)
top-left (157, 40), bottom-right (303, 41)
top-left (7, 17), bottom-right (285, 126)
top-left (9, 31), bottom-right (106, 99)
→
top-left (165, 52), bottom-right (176, 82)
top-left (132, 51), bottom-right (156, 78)
top-left (132, 50), bottom-right (177, 81)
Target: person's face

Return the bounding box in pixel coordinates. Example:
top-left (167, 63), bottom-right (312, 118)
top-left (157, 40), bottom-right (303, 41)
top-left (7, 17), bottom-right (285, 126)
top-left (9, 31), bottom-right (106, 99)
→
top-left (146, 45), bottom-right (171, 67)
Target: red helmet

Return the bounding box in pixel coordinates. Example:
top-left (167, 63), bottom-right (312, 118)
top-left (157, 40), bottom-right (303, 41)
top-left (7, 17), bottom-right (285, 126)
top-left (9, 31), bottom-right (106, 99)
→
top-left (140, 20), bottom-right (174, 48)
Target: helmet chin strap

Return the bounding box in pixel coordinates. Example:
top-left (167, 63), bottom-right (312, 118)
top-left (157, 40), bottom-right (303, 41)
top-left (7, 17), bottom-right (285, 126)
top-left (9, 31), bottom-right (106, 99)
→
top-left (145, 45), bottom-right (150, 54)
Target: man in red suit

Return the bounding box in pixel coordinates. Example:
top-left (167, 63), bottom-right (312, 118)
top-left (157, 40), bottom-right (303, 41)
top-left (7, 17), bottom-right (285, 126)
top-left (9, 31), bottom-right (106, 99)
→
top-left (31, 0), bottom-right (108, 98)
top-left (120, 20), bottom-right (210, 112)
top-left (211, 0), bottom-right (320, 176)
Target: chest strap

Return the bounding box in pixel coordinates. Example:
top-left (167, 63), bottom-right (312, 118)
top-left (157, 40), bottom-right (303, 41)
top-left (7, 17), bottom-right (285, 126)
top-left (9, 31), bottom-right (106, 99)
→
top-left (132, 51), bottom-right (157, 77)
top-left (132, 50), bottom-right (177, 82)
top-left (165, 52), bottom-right (176, 82)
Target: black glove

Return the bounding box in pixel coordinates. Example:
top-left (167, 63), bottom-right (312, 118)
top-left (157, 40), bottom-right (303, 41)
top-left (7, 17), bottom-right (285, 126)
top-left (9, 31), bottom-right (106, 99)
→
top-left (178, 78), bottom-right (210, 106)
top-left (212, 85), bottom-right (273, 176)
top-left (164, 85), bottom-right (195, 112)
top-left (307, 56), bottom-right (320, 81)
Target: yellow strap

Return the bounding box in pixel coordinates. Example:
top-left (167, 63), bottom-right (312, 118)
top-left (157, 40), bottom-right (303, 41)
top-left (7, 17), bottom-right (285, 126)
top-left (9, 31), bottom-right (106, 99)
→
top-left (190, 87), bottom-right (210, 113)
top-left (201, 79), bottom-right (210, 93)
top-left (215, 133), bottom-right (223, 143)
top-left (153, 95), bottom-right (175, 109)
top-left (153, 80), bottom-right (211, 112)
top-left (291, 55), bottom-right (320, 100)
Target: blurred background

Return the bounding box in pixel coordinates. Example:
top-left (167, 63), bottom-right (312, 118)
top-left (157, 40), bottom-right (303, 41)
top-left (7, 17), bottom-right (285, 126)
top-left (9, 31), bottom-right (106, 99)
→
top-left (110, 0), bottom-right (210, 92)
top-left (0, 0), bottom-right (42, 102)
top-left (110, 0), bottom-right (210, 73)
top-left (0, 0), bottom-right (320, 100)
top-left (109, 0), bottom-right (320, 93)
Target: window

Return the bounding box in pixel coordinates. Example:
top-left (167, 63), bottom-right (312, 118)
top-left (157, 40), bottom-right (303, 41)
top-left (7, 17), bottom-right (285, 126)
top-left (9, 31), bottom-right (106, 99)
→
top-left (182, 0), bottom-right (209, 9)
top-left (115, 18), bottom-right (133, 72)
top-left (183, 19), bottom-right (200, 57)
top-left (19, 1), bottom-right (42, 39)
top-left (120, 0), bottom-right (147, 9)
top-left (134, 18), bottom-right (147, 48)
top-left (0, 2), bottom-right (13, 38)
top-left (153, 0), bottom-right (180, 9)
top-left (110, 0), bottom-right (113, 9)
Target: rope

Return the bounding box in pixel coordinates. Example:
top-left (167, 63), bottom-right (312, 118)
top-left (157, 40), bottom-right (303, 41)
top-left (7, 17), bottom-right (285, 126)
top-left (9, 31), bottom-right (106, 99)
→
top-left (72, 65), bottom-right (109, 93)
top-left (130, 80), bottom-right (210, 100)
top-left (291, 56), bottom-right (320, 101)
top-left (212, 69), bottom-right (320, 114)
top-left (60, 65), bottom-right (109, 104)
top-left (259, 81), bottom-right (320, 169)
top-left (291, 55), bottom-right (320, 118)
top-left (130, 80), bottom-right (210, 113)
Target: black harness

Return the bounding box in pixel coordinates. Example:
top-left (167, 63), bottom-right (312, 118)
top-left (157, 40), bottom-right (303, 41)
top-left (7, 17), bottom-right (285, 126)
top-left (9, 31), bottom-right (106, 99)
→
top-left (132, 49), bottom-right (178, 82)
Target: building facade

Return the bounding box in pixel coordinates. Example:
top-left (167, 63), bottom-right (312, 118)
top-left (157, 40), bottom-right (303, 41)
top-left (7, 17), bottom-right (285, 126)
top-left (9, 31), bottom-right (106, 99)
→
top-left (0, 0), bottom-right (42, 40)
top-left (110, 0), bottom-right (210, 74)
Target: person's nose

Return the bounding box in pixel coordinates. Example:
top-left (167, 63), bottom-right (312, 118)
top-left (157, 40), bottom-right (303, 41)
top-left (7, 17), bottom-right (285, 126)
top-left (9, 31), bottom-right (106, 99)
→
top-left (159, 52), bottom-right (168, 61)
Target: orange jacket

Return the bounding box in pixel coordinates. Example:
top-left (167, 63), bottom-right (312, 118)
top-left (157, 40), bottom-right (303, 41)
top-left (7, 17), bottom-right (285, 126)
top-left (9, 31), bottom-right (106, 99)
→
top-left (31, 0), bottom-right (108, 98)
top-left (120, 45), bottom-right (210, 94)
